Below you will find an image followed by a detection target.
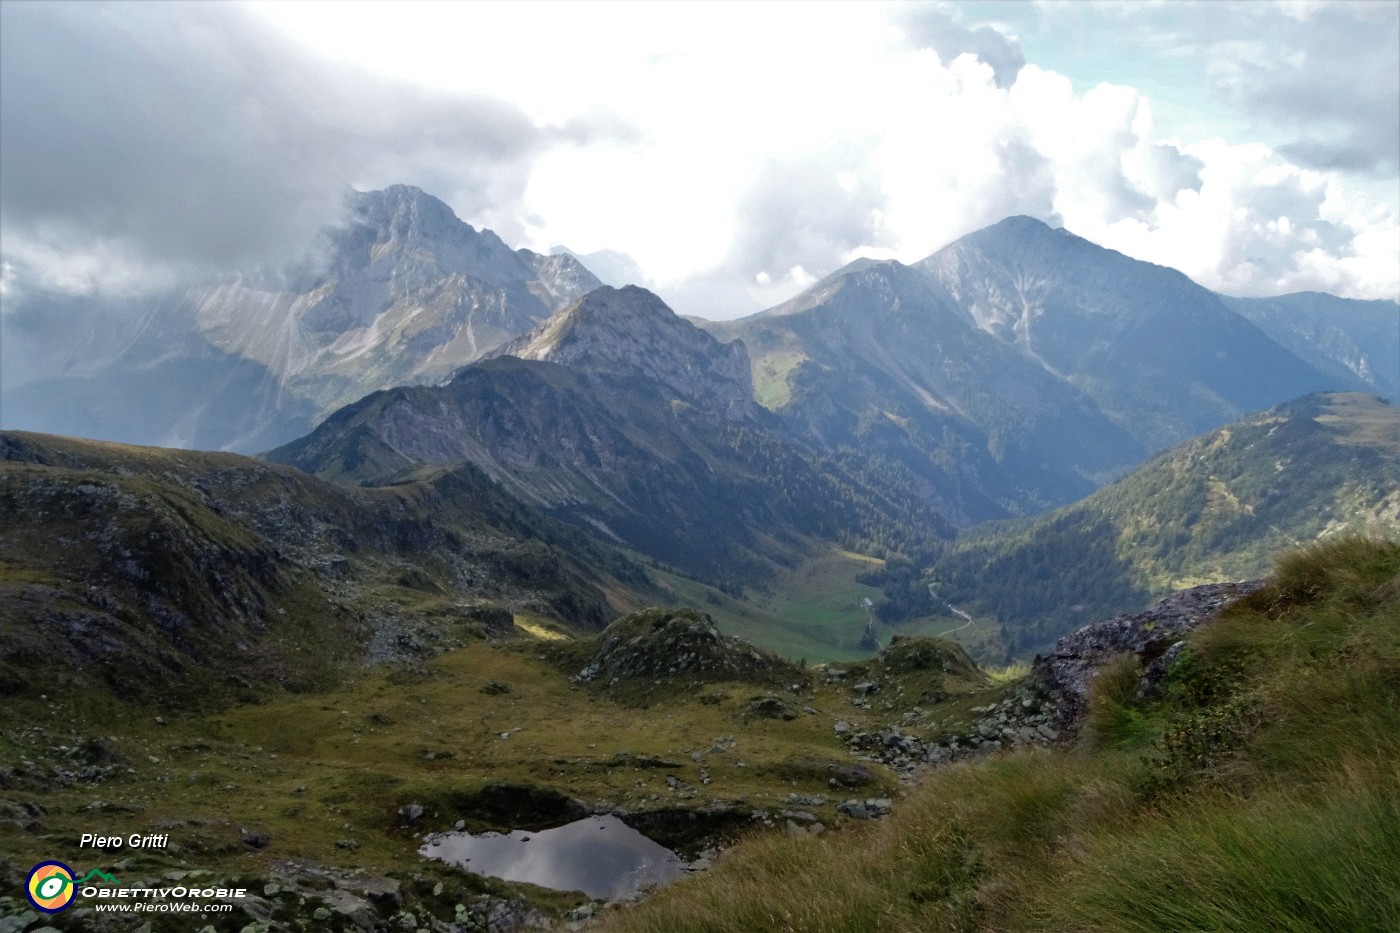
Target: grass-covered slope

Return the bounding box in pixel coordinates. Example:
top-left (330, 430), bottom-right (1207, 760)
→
top-left (0, 430), bottom-right (622, 705)
top-left (925, 392), bottom-right (1399, 656)
top-left (0, 607), bottom-right (1008, 930)
top-left (269, 349), bottom-right (954, 589)
top-left (598, 536), bottom-right (1400, 932)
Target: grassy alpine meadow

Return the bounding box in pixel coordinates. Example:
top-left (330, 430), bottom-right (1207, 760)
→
top-left (651, 547), bottom-right (901, 664)
top-left (596, 536), bottom-right (1400, 932)
top-left (0, 638), bottom-right (888, 873)
top-left (3, 533), bottom-right (1395, 930)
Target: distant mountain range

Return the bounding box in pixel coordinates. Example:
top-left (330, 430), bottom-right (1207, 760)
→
top-left (4, 189), bottom-right (1392, 466)
top-left (1221, 292), bottom-right (1400, 399)
top-left (2, 185), bottom-right (600, 451)
top-left (3, 186), bottom-right (1395, 615)
top-left (704, 214), bottom-right (1389, 522)
top-left (268, 285), bottom-right (954, 585)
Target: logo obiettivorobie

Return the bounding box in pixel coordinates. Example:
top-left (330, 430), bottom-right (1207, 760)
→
top-left (25, 863), bottom-right (120, 913)
top-left (26, 861), bottom-right (76, 913)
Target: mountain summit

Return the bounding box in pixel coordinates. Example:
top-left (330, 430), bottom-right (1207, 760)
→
top-left (915, 216), bottom-right (1348, 449)
top-left (706, 256), bottom-right (1147, 521)
top-left (325, 185), bottom-right (598, 312)
top-left (493, 285), bottom-right (755, 418)
top-left (269, 285), bottom-right (951, 582)
top-left (3, 186), bottom-right (601, 452)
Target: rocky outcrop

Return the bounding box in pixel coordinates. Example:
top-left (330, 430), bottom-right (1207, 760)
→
top-left (571, 609), bottom-right (807, 692)
top-left (834, 583), bottom-right (1264, 776)
top-left (837, 697), bottom-right (1062, 776)
top-left (1032, 581), bottom-right (1264, 732)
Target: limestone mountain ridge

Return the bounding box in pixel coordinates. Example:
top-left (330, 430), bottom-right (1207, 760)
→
top-left (1, 185), bottom-right (602, 452)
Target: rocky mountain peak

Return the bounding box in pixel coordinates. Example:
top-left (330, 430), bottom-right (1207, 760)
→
top-left (923, 216), bottom-right (1098, 281)
top-left (360, 183), bottom-right (462, 230)
top-left (985, 214), bottom-right (1058, 235)
top-left (2, 182), bottom-right (611, 453)
top-left (760, 257), bottom-right (966, 331)
top-left (338, 186), bottom-right (532, 285)
top-left (491, 285), bottom-right (756, 417)
top-left (919, 214), bottom-right (1185, 300)
top-left (905, 214), bottom-right (1342, 451)
top-left (338, 186), bottom-right (602, 302)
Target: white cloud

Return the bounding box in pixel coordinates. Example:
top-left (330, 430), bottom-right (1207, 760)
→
top-left (2, 0), bottom-right (1394, 321)
top-left (0, 1), bottom-right (637, 302)
top-left (893, 2), bottom-right (1026, 88)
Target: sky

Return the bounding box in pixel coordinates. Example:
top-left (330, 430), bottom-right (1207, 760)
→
top-left (1, 0), bottom-right (1397, 320)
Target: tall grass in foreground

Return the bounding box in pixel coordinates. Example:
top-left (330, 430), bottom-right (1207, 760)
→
top-left (599, 537), bottom-right (1400, 932)
top-left (1023, 781), bottom-right (1400, 932)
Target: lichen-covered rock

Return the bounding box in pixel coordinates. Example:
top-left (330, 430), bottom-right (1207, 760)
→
top-left (744, 695), bottom-right (798, 720)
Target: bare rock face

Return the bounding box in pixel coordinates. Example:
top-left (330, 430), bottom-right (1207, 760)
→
top-left (1032, 580), bottom-right (1264, 731)
top-left (187, 184), bottom-right (605, 419)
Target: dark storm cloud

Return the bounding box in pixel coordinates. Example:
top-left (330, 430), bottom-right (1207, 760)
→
top-left (895, 3), bottom-right (1025, 89)
top-left (0, 2), bottom-right (636, 294)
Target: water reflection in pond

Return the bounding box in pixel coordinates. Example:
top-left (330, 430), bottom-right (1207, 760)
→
top-left (420, 814), bottom-right (693, 900)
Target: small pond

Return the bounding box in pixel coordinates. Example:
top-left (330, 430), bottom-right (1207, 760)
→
top-left (420, 814), bottom-right (694, 900)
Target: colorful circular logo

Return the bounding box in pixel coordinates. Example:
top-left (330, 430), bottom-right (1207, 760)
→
top-left (26, 861), bottom-right (76, 913)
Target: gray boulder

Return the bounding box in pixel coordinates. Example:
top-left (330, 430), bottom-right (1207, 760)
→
top-left (1033, 581), bottom-right (1262, 731)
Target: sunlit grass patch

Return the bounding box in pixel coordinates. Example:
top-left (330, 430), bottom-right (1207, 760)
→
top-left (514, 615), bottom-right (571, 640)
top-left (984, 660), bottom-right (1032, 684)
